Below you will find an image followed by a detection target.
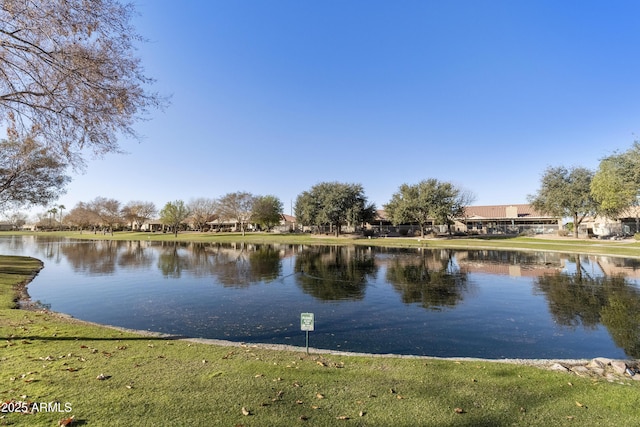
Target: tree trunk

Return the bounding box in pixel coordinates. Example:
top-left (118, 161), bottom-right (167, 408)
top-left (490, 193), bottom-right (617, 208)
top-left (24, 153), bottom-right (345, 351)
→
top-left (573, 213), bottom-right (579, 238)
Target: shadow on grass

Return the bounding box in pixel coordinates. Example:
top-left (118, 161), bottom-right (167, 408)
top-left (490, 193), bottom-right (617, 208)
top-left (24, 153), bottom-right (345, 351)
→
top-left (3, 335), bottom-right (184, 341)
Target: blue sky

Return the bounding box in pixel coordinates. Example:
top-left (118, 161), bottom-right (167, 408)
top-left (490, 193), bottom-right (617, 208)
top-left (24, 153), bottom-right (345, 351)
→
top-left (55, 0), bottom-right (640, 216)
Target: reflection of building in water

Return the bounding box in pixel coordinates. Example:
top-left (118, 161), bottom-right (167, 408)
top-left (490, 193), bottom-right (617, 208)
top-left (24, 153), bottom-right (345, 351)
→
top-left (372, 248), bottom-right (455, 271)
top-left (591, 255), bottom-right (640, 279)
top-left (454, 250), bottom-right (565, 278)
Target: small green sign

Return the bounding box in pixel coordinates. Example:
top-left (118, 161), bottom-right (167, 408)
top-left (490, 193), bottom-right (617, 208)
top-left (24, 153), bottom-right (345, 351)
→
top-left (301, 312), bottom-right (314, 331)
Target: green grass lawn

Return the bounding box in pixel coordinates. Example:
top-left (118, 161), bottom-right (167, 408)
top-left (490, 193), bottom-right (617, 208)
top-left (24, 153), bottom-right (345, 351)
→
top-left (1, 234), bottom-right (640, 425)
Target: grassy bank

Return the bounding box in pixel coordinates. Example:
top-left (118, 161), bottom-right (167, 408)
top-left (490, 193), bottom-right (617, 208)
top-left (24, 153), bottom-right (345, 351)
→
top-left (1, 236), bottom-right (640, 425)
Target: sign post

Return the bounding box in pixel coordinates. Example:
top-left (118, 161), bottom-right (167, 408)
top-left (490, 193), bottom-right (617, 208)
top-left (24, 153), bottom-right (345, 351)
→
top-left (300, 313), bottom-right (314, 354)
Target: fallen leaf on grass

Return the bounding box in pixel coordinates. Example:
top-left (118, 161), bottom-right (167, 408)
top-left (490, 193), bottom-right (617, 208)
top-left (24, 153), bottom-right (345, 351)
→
top-left (575, 401), bottom-right (586, 408)
top-left (296, 400), bottom-right (304, 404)
top-left (336, 415), bottom-right (350, 420)
top-left (299, 415), bottom-right (309, 421)
top-left (96, 373), bottom-right (110, 380)
top-left (454, 408), bottom-right (466, 414)
top-left (316, 393), bottom-right (325, 399)
top-left (58, 415), bottom-right (74, 426)
top-left (359, 411), bottom-right (366, 417)
top-left (241, 407), bottom-right (251, 416)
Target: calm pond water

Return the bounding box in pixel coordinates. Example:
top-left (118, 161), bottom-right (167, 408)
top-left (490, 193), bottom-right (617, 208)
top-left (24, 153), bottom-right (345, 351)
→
top-left (2, 235), bottom-right (640, 359)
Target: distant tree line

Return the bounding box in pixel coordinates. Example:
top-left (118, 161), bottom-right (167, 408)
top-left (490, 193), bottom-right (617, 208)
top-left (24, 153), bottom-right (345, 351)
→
top-left (5, 142), bottom-right (640, 238)
top-left (31, 192), bottom-right (285, 236)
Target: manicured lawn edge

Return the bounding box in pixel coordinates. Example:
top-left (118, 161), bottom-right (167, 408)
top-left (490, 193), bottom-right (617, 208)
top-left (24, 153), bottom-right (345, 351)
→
top-left (1, 236), bottom-right (639, 426)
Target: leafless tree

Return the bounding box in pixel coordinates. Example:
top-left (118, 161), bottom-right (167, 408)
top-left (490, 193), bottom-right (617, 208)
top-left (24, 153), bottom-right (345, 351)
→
top-left (65, 202), bottom-right (98, 233)
top-left (121, 200), bottom-right (157, 230)
top-left (188, 197), bottom-right (218, 231)
top-left (217, 192), bottom-right (256, 236)
top-left (4, 210), bottom-right (27, 229)
top-left (0, 0), bottom-right (167, 165)
top-left (88, 197), bottom-right (122, 234)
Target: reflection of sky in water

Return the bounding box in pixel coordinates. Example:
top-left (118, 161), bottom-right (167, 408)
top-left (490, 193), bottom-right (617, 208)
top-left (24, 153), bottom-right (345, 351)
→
top-left (2, 235), bottom-right (639, 359)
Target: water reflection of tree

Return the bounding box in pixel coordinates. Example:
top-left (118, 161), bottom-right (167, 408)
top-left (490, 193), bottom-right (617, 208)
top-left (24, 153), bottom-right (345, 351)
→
top-left (386, 249), bottom-right (469, 310)
top-left (157, 241), bottom-right (191, 278)
top-left (117, 240), bottom-right (153, 270)
top-left (295, 246), bottom-right (377, 301)
top-left (60, 240), bottom-right (119, 274)
top-left (57, 240), bottom-right (154, 275)
top-left (247, 245), bottom-right (282, 282)
top-left (460, 249), bottom-right (562, 267)
top-left (206, 243), bottom-right (282, 287)
top-left (534, 266), bottom-right (640, 358)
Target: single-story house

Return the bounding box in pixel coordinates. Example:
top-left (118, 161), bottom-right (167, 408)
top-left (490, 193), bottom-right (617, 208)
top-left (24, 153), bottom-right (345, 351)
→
top-left (586, 206), bottom-right (640, 237)
top-left (206, 217), bottom-right (257, 232)
top-left (458, 204), bottom-right (561, 235)
top-left (273, 214), bottom-right (296, 232)
top-left (140, 220), bottom-right (164, 232)
top-left (368, 204), bottom-right (561, 236)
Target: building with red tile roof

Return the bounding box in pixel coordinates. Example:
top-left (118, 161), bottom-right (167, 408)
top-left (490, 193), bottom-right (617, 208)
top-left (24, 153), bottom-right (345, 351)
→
top-left (372, 204), bottom-right (561, 235)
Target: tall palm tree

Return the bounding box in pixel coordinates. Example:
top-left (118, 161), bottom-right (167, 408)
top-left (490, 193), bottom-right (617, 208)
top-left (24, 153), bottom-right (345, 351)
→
top-left (48, 207), bottom-right (58, 229)
top-left (58, 204), bottom-right (65, 230)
